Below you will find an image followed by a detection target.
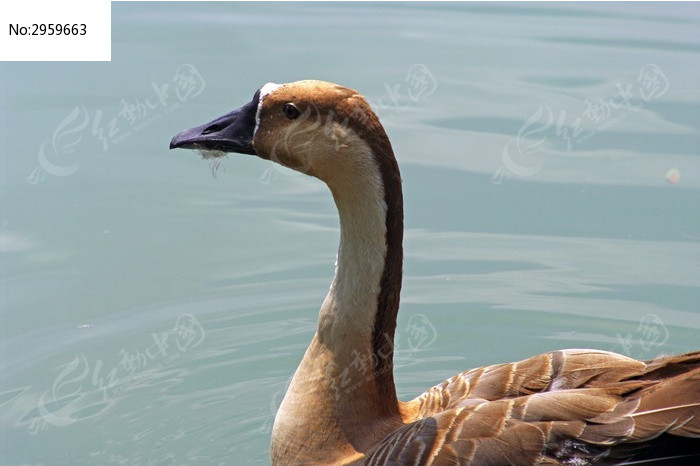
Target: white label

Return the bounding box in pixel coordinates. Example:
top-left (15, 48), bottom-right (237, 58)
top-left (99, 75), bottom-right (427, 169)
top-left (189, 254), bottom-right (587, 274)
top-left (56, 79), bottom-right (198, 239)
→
top-left (1, 0), bottom-right (110, 61)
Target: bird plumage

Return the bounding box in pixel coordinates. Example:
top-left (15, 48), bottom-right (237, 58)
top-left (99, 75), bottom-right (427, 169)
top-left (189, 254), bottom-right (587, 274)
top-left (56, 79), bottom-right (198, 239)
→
top-left (369, 349), bottom-right (700, 465)
top-left (170, 80), bottom-right (700, 465)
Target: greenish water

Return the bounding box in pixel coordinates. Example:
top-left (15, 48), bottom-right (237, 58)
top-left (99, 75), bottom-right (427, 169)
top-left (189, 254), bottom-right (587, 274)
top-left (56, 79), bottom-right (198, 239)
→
top-left (1, 2), bottom-right (699, 464)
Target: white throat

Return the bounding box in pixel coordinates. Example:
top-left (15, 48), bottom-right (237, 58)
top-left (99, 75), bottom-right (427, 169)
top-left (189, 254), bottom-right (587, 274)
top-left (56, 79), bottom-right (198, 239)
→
top-left (315, 138), bottom-right (388, 345)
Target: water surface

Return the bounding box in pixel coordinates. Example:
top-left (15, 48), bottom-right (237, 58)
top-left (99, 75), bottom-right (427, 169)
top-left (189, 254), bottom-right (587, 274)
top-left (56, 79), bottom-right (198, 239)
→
top-left (1, 2), bottom-right (699, 464)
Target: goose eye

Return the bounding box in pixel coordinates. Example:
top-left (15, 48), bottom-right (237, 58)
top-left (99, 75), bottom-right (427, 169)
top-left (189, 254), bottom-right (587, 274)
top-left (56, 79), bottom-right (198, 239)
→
top-left (283, 103), bottom-right (300, 119)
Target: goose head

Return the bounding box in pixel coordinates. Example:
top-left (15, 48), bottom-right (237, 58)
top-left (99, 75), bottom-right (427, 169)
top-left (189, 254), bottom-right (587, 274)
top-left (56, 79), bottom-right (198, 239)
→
top-left (170, 80), bottom-right (394, 187)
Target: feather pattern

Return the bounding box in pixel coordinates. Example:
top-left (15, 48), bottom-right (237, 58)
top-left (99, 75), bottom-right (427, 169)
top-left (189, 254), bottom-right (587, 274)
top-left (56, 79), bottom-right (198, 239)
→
top-left (170, 80), bottom-right (700, 466)
top-left (365, 350), bottom-right (700, 465)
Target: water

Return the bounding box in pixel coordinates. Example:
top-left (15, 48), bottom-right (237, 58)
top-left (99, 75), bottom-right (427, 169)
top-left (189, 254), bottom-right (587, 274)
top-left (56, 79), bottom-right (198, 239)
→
top-left (2, 2), bottom-right (699, 464)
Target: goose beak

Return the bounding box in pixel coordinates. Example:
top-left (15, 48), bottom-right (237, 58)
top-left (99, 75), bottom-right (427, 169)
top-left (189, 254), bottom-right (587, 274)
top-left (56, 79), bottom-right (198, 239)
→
top-left (169, 96), bottom-right (258, 155)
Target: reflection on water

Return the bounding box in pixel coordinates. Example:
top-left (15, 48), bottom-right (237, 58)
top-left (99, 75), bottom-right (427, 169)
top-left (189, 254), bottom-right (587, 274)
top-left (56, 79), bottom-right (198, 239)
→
top-left (2, 2), bottom-right (699, 464)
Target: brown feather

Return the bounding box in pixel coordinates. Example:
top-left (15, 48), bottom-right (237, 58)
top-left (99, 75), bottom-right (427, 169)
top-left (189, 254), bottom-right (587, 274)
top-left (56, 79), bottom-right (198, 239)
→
top-left (216, 80), bottom-right (700, 465)
top-left (366, 350), bottom-right (700, 465)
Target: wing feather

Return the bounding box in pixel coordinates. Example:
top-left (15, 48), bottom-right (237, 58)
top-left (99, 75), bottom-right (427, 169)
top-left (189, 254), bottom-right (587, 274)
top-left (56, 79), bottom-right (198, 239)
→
top-left (365, 350), bottom-right (700, 465)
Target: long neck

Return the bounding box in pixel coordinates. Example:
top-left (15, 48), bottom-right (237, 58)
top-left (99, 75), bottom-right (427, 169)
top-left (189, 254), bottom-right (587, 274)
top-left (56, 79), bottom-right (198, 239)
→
top-left (320, 147), bottom-right (403, 413)
top-left (271, 133), bottom-right (404, 463)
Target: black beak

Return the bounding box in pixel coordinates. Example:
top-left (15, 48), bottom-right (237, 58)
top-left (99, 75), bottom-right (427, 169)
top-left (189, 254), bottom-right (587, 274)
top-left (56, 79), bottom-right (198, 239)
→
top-left (169, 90), bottom-right (260, 155)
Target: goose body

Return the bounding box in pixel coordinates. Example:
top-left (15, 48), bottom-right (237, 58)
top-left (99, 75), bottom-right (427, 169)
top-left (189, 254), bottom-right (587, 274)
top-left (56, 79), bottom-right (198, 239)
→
top-left (170, 80), bottom-right (700, 465)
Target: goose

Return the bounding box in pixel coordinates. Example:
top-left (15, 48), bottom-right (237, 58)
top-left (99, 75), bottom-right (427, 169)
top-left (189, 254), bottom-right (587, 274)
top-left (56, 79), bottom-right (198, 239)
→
top-left (170, 80), bottom-right (700, 465)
